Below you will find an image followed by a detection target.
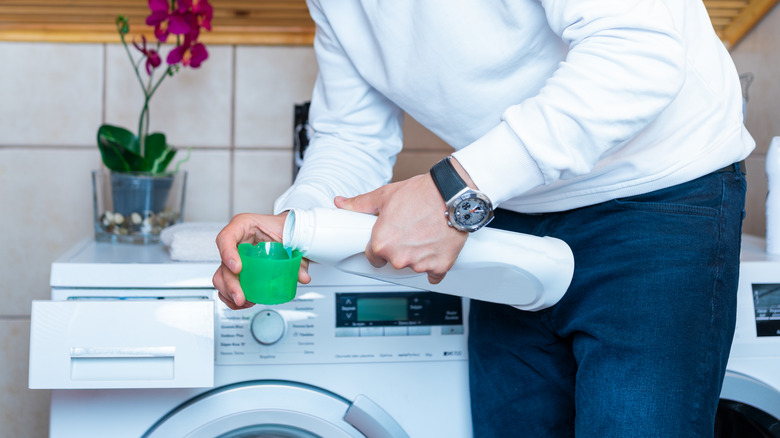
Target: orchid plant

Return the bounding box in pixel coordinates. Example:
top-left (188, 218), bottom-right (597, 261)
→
top-left (97, 0), bottom-right (213, 174)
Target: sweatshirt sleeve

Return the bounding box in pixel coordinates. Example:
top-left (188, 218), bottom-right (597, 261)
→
top-left (453, 0), bottom-right (686, 206)
top-left (274, 0), bottom-right (404, 214)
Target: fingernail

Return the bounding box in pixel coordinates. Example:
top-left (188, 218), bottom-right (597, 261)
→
top-left (228, 259), bottom-right (238, 272)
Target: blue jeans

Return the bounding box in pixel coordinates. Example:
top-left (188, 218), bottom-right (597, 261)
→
top-left (469, 166), bottom-right (747, 437)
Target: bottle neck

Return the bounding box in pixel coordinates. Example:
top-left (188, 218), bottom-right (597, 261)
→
top-left (283, 209), bottom-right (315, 254)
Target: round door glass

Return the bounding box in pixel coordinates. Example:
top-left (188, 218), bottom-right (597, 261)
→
top-left (217, 424), bottom-right (320, 438)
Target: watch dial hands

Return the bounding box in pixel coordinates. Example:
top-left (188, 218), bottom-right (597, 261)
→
top-left (455, 200), bottom-right (489, 226)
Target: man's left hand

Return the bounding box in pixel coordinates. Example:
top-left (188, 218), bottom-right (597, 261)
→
top-left (334, 172), bottom-right (467, 284)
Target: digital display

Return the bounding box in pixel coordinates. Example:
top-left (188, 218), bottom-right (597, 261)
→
top-left (752, 283), bottom-right (780, 337)
top-left (335, 291), bottom-right (462, 328)
top-left (357, 297), bottom-right (408, 322)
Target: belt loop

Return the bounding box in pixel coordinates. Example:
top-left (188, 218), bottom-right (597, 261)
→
top-left (716, 160), bottom-right (747, 175)
top-left (737, 160), bottom-right (747, 176)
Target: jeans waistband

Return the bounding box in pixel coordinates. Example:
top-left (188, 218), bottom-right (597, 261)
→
top-left (715, 160), bottom-right (747, 175)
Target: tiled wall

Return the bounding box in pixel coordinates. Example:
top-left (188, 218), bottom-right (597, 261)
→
top-left (2, 8), bottom-right (779, 433)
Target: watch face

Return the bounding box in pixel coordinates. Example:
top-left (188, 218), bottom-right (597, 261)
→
top-left (451, 195), bottom-right (493, 231)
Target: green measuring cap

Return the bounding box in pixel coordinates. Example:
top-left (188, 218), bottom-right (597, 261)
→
top-left (238, 242), bottom-right (302, 305)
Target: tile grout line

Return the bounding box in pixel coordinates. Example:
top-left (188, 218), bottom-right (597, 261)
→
top-left (101, 43), bottom-right (107, 126)
top-left (0, 315), bottom-right (31, 321)
top-left (228, 45), bottom-right (237, 217)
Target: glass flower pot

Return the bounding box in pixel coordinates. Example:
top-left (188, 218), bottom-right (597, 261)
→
top-left (92, 169), bottom-right (187, 244)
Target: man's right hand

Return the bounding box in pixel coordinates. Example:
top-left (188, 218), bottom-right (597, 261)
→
top-left (213, 212), bottom-right (310, 310)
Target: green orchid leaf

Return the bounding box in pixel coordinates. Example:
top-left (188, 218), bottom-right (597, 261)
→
top-left (143, 132), bottom-right (177, 174)
top-left (98, 126), bottom-right (177, 174)
top-left (153, 148), bottom-right (177, 174)
top-left (97, 124), bottom-right (141, 172)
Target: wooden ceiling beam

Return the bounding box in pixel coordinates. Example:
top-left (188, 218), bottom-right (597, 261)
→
top-left (719, 0), bottom-right (779, 48)
top-left (0, 0), bottom-right (777, 48)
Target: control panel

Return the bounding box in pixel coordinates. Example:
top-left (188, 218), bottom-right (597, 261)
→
top-left (752, 283), bottom-right (780, 337)
top-left (335, 291), bottom-right (463, 337)
top-left (730, 249), bottom-right (780, 358)
top-left (215, 285), bottom-right (467, 366)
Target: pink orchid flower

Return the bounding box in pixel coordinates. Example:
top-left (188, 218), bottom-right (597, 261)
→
top-left (146, 0), bottom-right (191, 42)
top-left (132, 35), bottom-right (162, 75)
top-left (193, 0), bottom-right (214, 31)
top-left (167, 37), bottom-right (209, 68)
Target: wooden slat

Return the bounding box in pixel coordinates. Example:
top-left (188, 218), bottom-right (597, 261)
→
top-left (0, 0), bottom-right (315, 45)
top-left (702, 0), bottom-right (780, 48)
top-left (0, 0), bottom-right (777, 48)
top-left (706, 8), bottom-right (743, 17)
top-left (710, 17), bottom-right (735, 26)
top-left (719, 0), bottom-right (780, 48)
top-left (704, 0), bottom-right (750, 8)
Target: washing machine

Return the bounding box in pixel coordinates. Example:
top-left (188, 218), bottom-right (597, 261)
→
top-left (717, 234), bottom-right (780, 437)
top-left (29, 239), bottom-right (472, 437)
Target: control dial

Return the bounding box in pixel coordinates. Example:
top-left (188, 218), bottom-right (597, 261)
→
top-left (251, 309), bottom-right (286, 345)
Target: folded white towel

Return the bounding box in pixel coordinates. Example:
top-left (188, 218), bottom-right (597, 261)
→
top-left (160, 222), bottom-right (226, 262)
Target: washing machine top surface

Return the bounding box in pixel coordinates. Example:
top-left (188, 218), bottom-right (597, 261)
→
top-left (741, 234), bottom-right (780, 263)
top-left (49, 238), bottom-right (216, 289)
top-left (49, 238), bottom-right (396, 290)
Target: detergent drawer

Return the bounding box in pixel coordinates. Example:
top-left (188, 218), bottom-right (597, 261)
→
top-left (29, 299), bottom-right (214, 389)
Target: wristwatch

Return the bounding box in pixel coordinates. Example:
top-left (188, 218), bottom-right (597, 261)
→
top-left (430, 157), bottom-right (494, 232)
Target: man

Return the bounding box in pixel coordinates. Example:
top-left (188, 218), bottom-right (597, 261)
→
top-left (214, 1), bottom-right (753, 436)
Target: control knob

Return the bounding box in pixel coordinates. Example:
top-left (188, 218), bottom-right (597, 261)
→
top-left (251, 309), bottom-right (286, 345)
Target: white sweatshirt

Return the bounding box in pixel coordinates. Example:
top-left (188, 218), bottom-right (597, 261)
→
top-left (275, 0), bottom-right (754, 214)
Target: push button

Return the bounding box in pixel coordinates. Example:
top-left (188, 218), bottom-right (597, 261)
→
top-left (383, 326), bottom-right (408, 336)
top-left (408, 326), bottom-right (431, 336)
top-left (441, 325), bottom-right (464, 335)
top-left (359, 327), bottom-right (384, 337)
top-left (408, 296), bottom-right (426, 319)
top-left (337, 297), bottom-right (357, 325)
top-left (335, 328), bottom-right (359, 337)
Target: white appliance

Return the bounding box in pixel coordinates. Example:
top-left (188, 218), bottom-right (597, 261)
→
top-left (29, 239), bottom-right (472, 437)
top-left (718, 235), bottom-right (780, 436)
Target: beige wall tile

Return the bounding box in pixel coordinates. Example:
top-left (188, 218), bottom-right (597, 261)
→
top-left (394, 114), bottom-right (452, 181)
top-left (0, 149), bottom-right (102, 316)
top-left (744, 154), bottom-right (768, 238)
top-left (0, 318), bottom-right (51, 437)
top-left (234, 46), bottom-right (318, 149)
top-left (177, 149), bottom-right (231, 223)
top-left (104, 44), bottom-right (232, 148)
top-left (232, 150), bottom-right (294, 215)
top-left (403, 114), bottom-right (452, 152)
top-left (732, 5), bottom-right (780, 157)
top-left (0, 42), bottom-right (103, 147)
top-left (392, 150), bottom-right (450, 183)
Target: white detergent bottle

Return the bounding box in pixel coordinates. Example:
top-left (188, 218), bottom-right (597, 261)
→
top-left (282, 207), bottom-right (575, 311)
top-left (767, 136), bottom-right (780, 255)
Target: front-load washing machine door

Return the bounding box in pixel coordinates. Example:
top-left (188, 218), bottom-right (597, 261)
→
top-left (142, 380), bottom-right (408, 438)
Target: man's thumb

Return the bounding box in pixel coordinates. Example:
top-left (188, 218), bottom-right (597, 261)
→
top-left (334, 194), bottom-right (378, 215)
